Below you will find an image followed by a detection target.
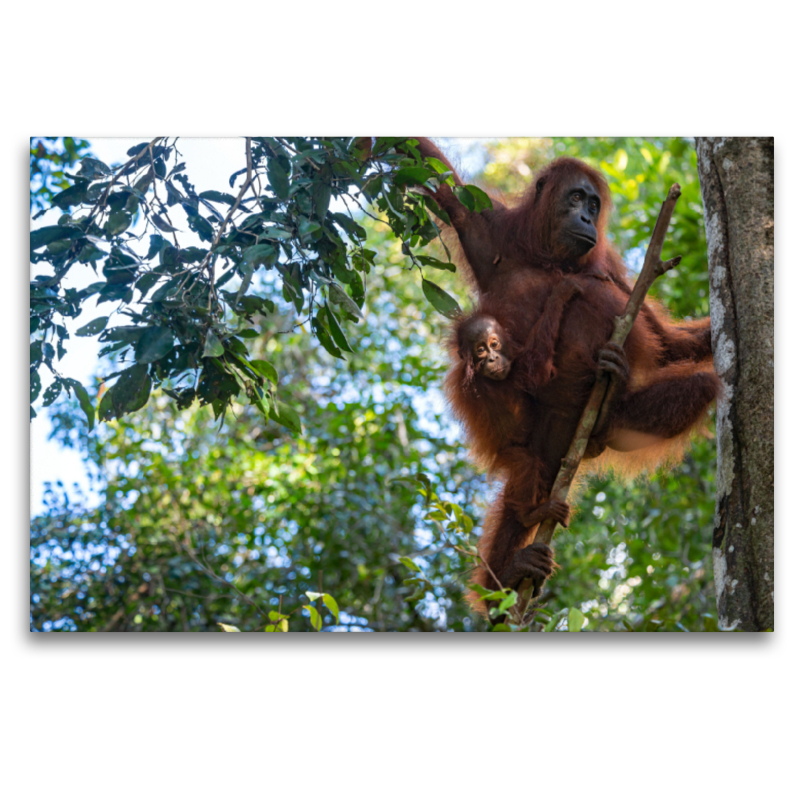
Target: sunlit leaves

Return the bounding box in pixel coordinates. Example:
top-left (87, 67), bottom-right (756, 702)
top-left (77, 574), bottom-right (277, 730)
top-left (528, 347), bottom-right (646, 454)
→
top-left (306, 592), bottom-right (340, 626)
top-left (567, 608), bottom-right (586, 632)
top-left (304, 605), bottom-right (322, 631)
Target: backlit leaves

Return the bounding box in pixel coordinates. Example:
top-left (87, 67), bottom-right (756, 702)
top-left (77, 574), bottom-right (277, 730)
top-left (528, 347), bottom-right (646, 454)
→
top-left (30, 136), bottom-right (484, 427)
top-left (98, 364), bottom-right (151, 421)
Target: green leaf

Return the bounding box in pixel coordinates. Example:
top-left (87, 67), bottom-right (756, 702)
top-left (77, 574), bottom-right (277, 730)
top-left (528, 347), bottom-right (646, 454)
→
top-left (497, 591), bottom-right (519, 614)
top-left (422, 194), bottom-right (451, 225)
top-left (77, 243), bottom-right (105, 263)
top-left (250, 359), bottom-right (278, 385)
top-left (324, 304), bottom-right (354, 353)
top-left (76, 316), bottom-right (109, 337)
top-left (42, 380), bottom-right (62, 407)
top-left (180, 247), bottom-right (207, 264)
top-left (51, 184), bottom-right (88, 210)
top-left (77, 157), bottom-right (111, 178)
top-left (199, 190), bottom-right (237, 205)
top-left (151, 274), bottom-right (186, 303)
top-left (332, 212), bottom-right (367, 241)
top-left (453, 186), bottom-right (475, 212)
top-left (30, 225), bottom-right (82, 251)
top-left (425, 156), bottom-right (451, 176)
top-left (269, 399), bottom-right (302, 434)
top-left (63, 378), bottom-right (95, 431)
top-left (262, 227), bottom-right (292, 241)
top-left (328, 282), bottom-right (363, 319)
top-left (298, 218), bottom-right (321, 238)
top-left (46, 240), bottom-right (72, 256)
top-left (100, 325), bottom-right (143, 345)
top-left (312, 316), bottom-right (343, 360)
top-left (30, 373), bottom-right (44, 410)
top-left (99, 364), bottom-right (151, 421)
top-left (465, 184), bottom-right (493, 212)
top-left (304, 605), bottom-right (322, 631)
top-left (135, 326), bottom-right (175, 363)
top-left (322, 594), bottom-right (339, 624)
top-left (152, 214), bottom-right (178, 233)
top-left (202, 331), bottom-right (225, 358)
top-left (312, 182), bottom-right (332, 220)
top-left (416, 255), bottom-right (456, 272)
top-left (218, 623), bottom-right (241, 632)
top-left (394, 166), bottom-right (436, 185)
top-left (490, 623), bottom-right (513, 632)
top-left (399, 557), bottom-right (422, 572)
top-left (265, 614), bottom-right (289, 632)
top-left (105, 211), bottom-right (132, 236)
top-left (242, 244), bottom-right (277, 268)
top-left (568, 608), bottom-right (585, 632)
top-left (421, 279), bottom-right (462, 319)
top-left (543, 614), bottom-right (560, 632)
top-left (267, 158), bottom-right (290, 200)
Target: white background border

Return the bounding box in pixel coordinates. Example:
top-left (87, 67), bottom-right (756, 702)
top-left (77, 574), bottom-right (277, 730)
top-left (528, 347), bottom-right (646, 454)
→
top-left (7, 2), bottom-right (793, 797)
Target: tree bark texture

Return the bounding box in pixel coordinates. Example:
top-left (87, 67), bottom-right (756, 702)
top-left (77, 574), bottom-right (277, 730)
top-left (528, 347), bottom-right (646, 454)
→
top-left (695, 137), bottom-right (774, 631)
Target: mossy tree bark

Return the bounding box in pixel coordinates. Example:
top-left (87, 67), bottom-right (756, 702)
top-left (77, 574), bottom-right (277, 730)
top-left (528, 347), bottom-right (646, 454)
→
top-left (695, 137), bottom-right (774, 631)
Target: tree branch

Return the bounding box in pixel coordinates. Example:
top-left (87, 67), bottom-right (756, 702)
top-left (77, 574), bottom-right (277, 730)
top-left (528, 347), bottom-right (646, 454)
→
top-left (512, 183), bottom-right (684, 620)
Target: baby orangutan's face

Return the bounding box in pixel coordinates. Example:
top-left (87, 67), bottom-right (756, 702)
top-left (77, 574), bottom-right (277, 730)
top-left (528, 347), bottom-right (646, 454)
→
top-left (463, 317), bottom-right (512, 381)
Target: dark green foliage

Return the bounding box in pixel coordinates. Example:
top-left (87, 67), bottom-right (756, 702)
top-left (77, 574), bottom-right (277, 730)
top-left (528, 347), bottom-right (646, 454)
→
top-left (30, 137), bottom-right (470, 429)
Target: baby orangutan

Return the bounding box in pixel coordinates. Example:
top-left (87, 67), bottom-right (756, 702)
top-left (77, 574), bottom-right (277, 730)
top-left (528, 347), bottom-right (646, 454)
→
top-left (458, 315), bottom-right (514, 382)
top-left (453, 305), bottom-right (665, 602)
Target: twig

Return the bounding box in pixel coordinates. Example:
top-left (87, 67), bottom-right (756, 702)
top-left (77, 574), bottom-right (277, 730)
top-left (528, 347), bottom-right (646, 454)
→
top-left (177, 530), bottom-right (270, 624)
top-left (511, 183), bottom-right (684, 621)
top-left (86, 136), bottom-right (164, 226)
top-left (148, 141), bottom-right (180, 247)
top-left (199, 137), bottom-right (255, 313)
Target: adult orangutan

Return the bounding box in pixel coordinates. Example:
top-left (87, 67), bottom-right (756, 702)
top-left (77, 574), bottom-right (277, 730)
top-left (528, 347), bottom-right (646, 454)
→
top-left (405, 138), bottom-right (720, 610)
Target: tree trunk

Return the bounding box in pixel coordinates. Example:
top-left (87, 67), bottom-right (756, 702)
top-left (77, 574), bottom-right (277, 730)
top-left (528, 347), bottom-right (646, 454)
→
top-left (695, 137), bottom-right (774, 632)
